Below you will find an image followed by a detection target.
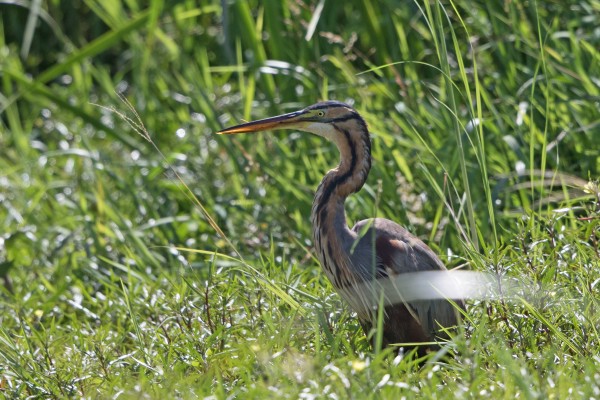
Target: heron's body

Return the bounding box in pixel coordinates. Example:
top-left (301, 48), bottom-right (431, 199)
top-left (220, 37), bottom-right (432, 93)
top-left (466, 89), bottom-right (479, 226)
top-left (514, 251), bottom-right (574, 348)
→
top-left (218, 101), bottom-right (462, 355)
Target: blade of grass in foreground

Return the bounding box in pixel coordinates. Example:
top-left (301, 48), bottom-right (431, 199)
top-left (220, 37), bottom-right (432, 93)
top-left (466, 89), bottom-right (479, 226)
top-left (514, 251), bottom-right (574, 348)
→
top-left (428, 0), bottom-right (478, 251)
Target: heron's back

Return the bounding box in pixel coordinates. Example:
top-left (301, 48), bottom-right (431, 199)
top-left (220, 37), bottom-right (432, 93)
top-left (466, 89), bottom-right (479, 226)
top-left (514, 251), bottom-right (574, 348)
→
top-left (349, 218), bottom-right (463, 352)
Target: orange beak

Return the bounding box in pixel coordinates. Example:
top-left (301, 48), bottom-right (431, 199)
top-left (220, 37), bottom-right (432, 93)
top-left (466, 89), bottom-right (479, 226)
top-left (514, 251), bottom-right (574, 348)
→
top-left (216, 110), bottom-right (307, 135)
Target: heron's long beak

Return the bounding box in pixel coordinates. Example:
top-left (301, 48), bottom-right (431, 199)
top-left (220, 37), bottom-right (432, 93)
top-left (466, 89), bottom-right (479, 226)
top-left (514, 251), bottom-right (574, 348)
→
top-left (216, 110), bottom-right (306, 135)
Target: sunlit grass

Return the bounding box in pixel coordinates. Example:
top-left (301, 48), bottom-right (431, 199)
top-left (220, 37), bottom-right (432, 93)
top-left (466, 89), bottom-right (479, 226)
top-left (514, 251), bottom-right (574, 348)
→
top-left (1, 0), bottom-right (599, 397)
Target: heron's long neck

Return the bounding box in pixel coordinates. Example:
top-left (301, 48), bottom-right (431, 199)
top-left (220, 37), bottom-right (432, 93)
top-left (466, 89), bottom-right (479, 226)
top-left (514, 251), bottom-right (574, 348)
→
top-left (310, 120), bottom-right (371, 288)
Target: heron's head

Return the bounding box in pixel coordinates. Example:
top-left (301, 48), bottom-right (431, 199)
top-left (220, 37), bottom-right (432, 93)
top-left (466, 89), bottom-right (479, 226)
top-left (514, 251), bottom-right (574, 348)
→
top-left (216, 101), bottom-right (362, 142)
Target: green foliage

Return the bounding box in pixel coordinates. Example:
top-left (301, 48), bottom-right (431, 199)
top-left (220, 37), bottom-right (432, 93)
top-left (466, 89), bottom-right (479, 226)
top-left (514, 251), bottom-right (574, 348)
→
top-left (1, 0), bottom-right (599, 397)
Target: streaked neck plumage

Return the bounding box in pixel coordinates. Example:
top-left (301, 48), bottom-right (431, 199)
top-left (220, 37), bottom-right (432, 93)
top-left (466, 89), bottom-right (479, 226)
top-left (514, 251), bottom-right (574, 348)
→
top-left (310, 113), bottom-right (372, 289)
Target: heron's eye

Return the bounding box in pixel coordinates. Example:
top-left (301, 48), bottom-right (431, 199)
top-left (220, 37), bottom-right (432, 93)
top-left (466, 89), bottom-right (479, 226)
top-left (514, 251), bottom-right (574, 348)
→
top-left (317, 111), bottom-right (325, 117)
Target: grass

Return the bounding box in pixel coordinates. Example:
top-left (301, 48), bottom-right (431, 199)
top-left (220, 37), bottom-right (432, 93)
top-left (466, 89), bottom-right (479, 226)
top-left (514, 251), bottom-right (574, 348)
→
top-left (1, 0), bottom-right (599, 398)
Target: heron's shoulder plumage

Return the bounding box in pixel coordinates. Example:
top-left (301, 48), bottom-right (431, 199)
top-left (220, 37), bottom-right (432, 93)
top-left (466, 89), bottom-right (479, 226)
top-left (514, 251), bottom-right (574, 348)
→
top-left (351, 217), bottom-right (462, 344)
top-left (351, 218), bottom-right (447, 275)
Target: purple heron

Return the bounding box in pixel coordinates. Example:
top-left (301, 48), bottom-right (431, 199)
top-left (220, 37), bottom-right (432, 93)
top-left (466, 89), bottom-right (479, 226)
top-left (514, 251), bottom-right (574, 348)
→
top-left (218, 101), bottom-right (463, 356)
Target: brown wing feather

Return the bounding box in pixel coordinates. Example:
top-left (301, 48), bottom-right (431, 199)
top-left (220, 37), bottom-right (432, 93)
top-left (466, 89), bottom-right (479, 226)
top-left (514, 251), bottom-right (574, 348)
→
top-left (352, 218), bottom-right (463, 353)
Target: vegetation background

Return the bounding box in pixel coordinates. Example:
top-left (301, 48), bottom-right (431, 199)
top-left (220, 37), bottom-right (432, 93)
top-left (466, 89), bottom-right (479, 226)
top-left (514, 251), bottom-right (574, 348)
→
top-left (1, 0), bottom-right (599, 398)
